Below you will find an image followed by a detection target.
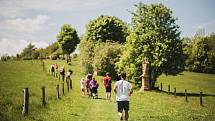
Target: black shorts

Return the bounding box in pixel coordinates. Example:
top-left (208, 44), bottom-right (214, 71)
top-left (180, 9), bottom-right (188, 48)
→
top-left (117, 101), bottom-right (129, 112)
top-left (92, 87), bottom-right (97, 94)
top-left (106, 86), bottom-right (111, 92)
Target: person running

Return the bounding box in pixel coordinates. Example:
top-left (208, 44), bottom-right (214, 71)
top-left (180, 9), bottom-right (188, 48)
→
top-left (51, 64), bottom-right (55, 76)
top-left (90, 77), bottom-right (99, 99)
top-left (66, 69), bottom-right (73, 89)
top-left (113, 72), bottom-right (133, 121)
top-left (60, 66), bottom-right (65, 82)
top-left (80, 78), bottom-right (86, 96)
top-left (86, 74), bottom-right (92, 96)
top-left (55, 63), bottom-right (58, 77)
top-left (103, 72), bottom-right (112, 100)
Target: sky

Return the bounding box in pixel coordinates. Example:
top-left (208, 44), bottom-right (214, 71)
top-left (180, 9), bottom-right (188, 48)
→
top-left (0, 0), bottom-right (215, 57)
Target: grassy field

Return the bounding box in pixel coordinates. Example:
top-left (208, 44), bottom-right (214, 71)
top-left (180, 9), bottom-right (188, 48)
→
top-left (0, 57), bottom-right (215, 121)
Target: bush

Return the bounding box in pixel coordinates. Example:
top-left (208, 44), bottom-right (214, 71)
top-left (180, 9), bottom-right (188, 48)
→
top-left (93, 42), bottom-right (122, 78)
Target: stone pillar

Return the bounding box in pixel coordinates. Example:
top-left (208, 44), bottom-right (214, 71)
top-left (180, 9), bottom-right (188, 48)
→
top-left (140, 59), bottom-right (151, 92)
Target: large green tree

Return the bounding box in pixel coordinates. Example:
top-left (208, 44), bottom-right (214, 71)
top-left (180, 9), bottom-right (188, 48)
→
top-left (117, 3), bottom-right (184, 88)
top-left (85, 15), bottom-right (128, 43)
top-left (57, 24), bottom-right (80, 58)
top-left (184, 34), bottom-right (215, 73)
top-left (80, 15), bottom-right (128, 75)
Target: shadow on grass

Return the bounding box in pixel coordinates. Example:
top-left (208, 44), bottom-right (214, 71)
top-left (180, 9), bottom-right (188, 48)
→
top-left (153, 88), bottom-right (215, 97)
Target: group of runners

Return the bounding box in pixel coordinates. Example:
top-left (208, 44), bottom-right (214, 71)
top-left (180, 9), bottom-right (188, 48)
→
top-left (80, 72), bottom-right (112, 100)
top-left (80, 72), bottom-right (133, 121)
top-left (50, 63), bottom-right (73, 87)
top-left (50, 64), bottom-right (133, 121)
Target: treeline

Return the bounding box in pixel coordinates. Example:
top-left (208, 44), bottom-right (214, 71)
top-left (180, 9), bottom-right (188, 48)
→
top-left (1, 24), bottom-right (80, 61)
top-left (1, 2), bottom-right (215, 85)
top-left (183, 33), bottom-right (215, 73)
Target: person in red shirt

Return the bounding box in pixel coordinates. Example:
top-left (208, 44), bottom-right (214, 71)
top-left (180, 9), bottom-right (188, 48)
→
top-left (103, 72), bottom-right (112, 100)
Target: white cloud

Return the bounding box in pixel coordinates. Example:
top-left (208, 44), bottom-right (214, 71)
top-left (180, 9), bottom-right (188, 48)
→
top-left (0, 38), bottom-right (28, 57)
top-left (0, 0), bottom-right (116, 18)
top-left (0, 38), bottom-right (49, 57)
top-left (0, 15), bottom-right (50, 33)
top-left (32, 41), bottom-right (49, 48)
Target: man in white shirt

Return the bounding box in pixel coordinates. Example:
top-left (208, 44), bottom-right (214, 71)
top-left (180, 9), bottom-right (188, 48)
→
top-left (114, 72), bottom-right (133, 121)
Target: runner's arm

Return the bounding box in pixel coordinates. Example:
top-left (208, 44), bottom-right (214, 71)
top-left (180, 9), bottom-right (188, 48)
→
top-left (113, 82), bottom-right (117, 93)
top-left (128, 83), bottom-right (133, 96)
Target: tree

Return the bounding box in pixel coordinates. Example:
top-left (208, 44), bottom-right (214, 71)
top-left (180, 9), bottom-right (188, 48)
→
top-left (80, 38), bottom-right (94, 74)
top-left (20, 43), bottom-right (36, 60)
top-left (85, 15), bottom-right (128, 43)
top-left (116, 3), bottom-right (184, 88)
top-left (80, 15), bottom-right (128, 75)
top-left (93, 42), bottom-right (122, 78)
top-left (57, 24), bottom-right (80, 60)
top-left (185, 34), bottom-right (215, 73)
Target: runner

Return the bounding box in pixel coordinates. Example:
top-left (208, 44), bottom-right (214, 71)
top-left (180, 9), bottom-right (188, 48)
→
top-left (90, 77), bottom-right (99, 99)
top-left (80, 78), bottom-right (86, 96)
top-left (51, 64), bottom-right (55, 76)
top-left (86, 73), bottom-right (92, 97)
top-left (103, 72), bottom-right (112, 100)
top-left (60, 66), bottom-right (65, 82)
top-left (113, 72), bottom-right (133, 121)
top-left (66, 69), bottom-right (73, 89)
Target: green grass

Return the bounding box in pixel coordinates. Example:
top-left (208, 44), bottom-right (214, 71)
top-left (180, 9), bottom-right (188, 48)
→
top-left (157, 71), bottom-right (215, 94)
top-left (0, 58), bottom-right (215, 121)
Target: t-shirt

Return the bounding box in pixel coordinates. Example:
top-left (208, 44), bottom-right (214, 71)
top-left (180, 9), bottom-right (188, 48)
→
top-left (114, 80), bottom-right (132, 101)
top-left (103, 76), bottom-right (111, 87)
top-left (66, 72), bottom-right (71, 77)
top-left (91, 80), bottom-right (98, 88)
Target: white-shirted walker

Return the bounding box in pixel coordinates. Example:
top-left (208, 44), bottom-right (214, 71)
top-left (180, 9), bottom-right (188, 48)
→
top-left (114, 72), bottom-right (133, 121)
top-left (114, 80), bottom-right (132, 101)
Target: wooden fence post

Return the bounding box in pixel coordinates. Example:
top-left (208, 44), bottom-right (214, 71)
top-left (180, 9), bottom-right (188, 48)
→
top-left (22, 88), bottom-right (29, 116)
top-left (200, 91), bottom-right (203, 106)
top-left (56, 85), bottom-right (60, 99)
top-left (174, 87), bottom-right (176, 97)
top-left (185, 89), bottom-right (188, 102)
top-left (62, 83), bottom-right (65, 95)
top-left (41, 86), bottom-right (46, 107)
top-left (160, 82), bottom-right (162, 91)
top-left (167, 85), bottom-right (170, 94)
top-left (69, 79), bottom-right (72, 89)
top-left (42, 61), bottom-right (45, 71)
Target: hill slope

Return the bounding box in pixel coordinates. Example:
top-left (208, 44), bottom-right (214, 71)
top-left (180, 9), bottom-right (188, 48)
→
top-left (0, 58), bottom-right (215, 121)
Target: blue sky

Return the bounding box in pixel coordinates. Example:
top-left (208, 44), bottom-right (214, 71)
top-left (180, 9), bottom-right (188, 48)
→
top-left (0, 0), bottom-right (215, 56)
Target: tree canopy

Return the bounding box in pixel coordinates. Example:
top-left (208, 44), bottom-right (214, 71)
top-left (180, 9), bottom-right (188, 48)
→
top-left (85, 15), bottom-right (128, 43)
top-left (183, 33), bottom-right (215, 73)
top-left (80, 15), bottom-right (128, 75)
top-left (57, 24), bottom-right (80, 55)
top-left (116, 3), bottom-right (184, 87)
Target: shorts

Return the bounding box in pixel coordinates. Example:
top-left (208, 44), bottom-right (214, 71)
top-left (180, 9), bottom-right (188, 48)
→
top-left (91, 87), bottom-right (97, 94)
top-left (117, 101), bottom-right (129, 112)
top-left (106, 86), bottom-right (111, 92)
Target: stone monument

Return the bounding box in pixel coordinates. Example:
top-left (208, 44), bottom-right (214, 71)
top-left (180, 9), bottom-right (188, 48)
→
top-left (140, 59), bottom-right (151, 92)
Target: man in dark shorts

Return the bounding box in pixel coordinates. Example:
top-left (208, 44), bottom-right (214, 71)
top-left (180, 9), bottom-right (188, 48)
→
top-left (103, 72), bottom-right (112, 100)
top-left (114, 72), bottom-right (133, 121)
